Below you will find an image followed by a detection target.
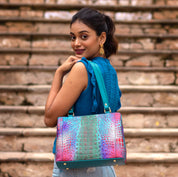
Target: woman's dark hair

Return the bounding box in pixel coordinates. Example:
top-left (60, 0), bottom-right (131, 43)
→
top-left (70, 7), bottom-right (118, 58)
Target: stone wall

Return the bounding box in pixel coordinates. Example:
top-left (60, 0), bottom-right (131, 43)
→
top-left (0, 0), bottom-right (178, 177)
top-left (0, 0), bottom-right (178, 70)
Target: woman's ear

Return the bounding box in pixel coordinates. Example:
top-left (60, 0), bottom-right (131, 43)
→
top-left (99, 32), bottom-right (106, 45)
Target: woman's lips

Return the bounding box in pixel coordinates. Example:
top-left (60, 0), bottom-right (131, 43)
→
top-left (75, 49), bottom-right (85, 55)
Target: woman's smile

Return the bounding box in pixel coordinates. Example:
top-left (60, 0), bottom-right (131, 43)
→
top-left (75, 49), bottom-right (85, 55)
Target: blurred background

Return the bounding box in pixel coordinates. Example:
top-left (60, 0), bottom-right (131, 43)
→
top-left (0, 0), bottom-right (178, 176)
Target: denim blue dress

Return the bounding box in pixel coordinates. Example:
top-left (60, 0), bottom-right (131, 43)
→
top-left (52, 57), bottom-right (122, 177)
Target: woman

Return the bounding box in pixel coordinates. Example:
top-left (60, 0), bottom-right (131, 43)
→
top-left (44, 7), bottom-right (122, 177)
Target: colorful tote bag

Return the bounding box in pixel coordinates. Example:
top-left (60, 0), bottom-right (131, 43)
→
top-left (55, 61), bottom-right (126, 169)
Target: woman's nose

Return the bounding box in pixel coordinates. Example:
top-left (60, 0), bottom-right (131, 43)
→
top-left (74, 38), bottom-right (81, 46)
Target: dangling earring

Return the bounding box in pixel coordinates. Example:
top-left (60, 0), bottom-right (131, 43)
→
top-left (99, 44), bottom-right (105, 56)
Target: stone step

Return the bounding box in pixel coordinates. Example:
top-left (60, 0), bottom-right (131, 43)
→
top-left (0, 106), bottom-right (178, 129)
top-left (0, 133), bottom-right (178, 153)
top-left (1, 17), bottom-right (178, 24)
top-left (0, 152), bottom-right (178, 163)
top-left (1, 152), bottom-right (178, 177)
top-left (0, 50), bottom-right (177, 68)
top-left (1, 33), bottom-right (177, 54)
top-left (1, 84), bottom-right (178, 92)
top-left (1, 32), bottom-right (177, 39)
top-left (0, 127), bottom-right (178, 137)
top-left (0, 36), bottom-right (177, 51)
top-left (0, 152), bottom-right (53, 162)
top-left (1, 48), bottom-right (178, 55)
top-left (1, 105), bottom-right (178, 114)
top-left (0, 161), bottom-right (178, 177)
top-left (0, 21), bottom-right (177, 36)
top-left (0, 163), bottom-right (177, 177)
top-left (0, 3), bottom-right (178, 11)
top-left (0, 85), bottom-right (178, 107)
top-left (1, 125), bottom-right (177, 153)
top-left (0, 65), bottom-right (177, 85)
top-left (0, 65), bottom-right (177, 71)
top-left (0, 39), bottom-right (178, 55)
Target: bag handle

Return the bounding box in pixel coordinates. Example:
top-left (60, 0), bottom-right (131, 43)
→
top-left (68, 60), bottom-right (111, 116)
top-left (88, 61), bottom-right (111, 113)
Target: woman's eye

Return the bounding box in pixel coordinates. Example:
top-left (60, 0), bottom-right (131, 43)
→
top-left (70, 36), bottom-right (76, 41)
top-left (81, 35), bottom-right (88, 40)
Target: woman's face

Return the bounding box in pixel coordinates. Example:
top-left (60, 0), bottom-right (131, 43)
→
top-left (70, 20), bottom-right (102, 59)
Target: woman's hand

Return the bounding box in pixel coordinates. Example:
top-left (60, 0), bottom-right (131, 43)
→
top-left (58, 55), bottom-right (81, 75)
top-left (44, 61), bottom-right (88, 127)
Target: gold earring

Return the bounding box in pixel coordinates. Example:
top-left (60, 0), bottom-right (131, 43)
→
top-left (99, 44), bottom-right (105, 56)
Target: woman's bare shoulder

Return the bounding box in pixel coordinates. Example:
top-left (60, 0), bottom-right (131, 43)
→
top-left (68, 61), bottom-right (87, 78)
top-left (72, 61), bottom-right (86, 71)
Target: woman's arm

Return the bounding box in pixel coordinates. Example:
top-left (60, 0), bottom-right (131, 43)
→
top-left (44, 56), bottom-right (88, 127)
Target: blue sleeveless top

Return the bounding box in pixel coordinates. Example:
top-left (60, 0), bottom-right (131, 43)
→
top-left (53, 57), bottom-right (121, 153)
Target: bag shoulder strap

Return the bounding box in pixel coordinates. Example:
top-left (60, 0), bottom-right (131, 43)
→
top-left (88, 61), bottom-right (111, 113)
top-left (68, 60), bottom-right (111, 116)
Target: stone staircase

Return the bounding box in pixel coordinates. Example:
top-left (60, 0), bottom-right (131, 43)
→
top-left (0, 0), bottom-right (178, 176)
